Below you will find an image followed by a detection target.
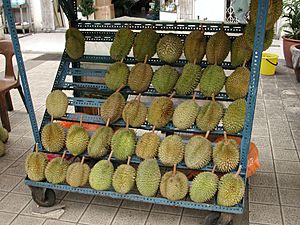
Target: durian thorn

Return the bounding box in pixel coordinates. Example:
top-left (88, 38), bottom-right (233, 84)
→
top-left (81, 156), bottom-right (85, 165)
top-left (108, 151), bottom-right (113, 161)
top-left (212, 165), bottom-right (216, 174)
top-left (35, 143), bottom-right (39, 153)
top-left (192, 91), bottom-right (197, 101)
top-left (193, 58), bottom-right (197, 65)
top-left (169, 91), bottom-right (176, 99)
top-left (144, 54), bottom-right (149, 64)
top-left (151, 126), bottom-right (156, 132)
top-left (127, 156), bottom-right (131, 165)
top-left (106, 118), bottom-right (110, 127)
top-left (205, 130), bottom-right (210, 139)
top-left (51, 115), bottom-right (54, 123)
top-left (61, 151), bottom-right (66, 164)
top-left (79, 115), bottom-right (83, 127)
top-left (115, 84), bottom-right (125, 93)
top-left (224, 131), bottom-right (228, 144)
top-left (172, 164), bottom-right (177, 176)
top-left (242, 59), bottom-right (247, 67)
top-left (235, 165), bottom-right (242, 177)
top-left (120, 58), bottom-right (124, 63)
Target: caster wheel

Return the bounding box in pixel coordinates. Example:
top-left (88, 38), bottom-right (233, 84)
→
top-left (203, 212), bottom-right (220, 225)
top-left (203, 213), bottom-right (233, 225)
top-left (30, 186), bottom-right (56, 207)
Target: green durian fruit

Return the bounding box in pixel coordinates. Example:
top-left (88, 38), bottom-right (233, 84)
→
top-left (231, 35), bottom-right (252, 67)
top-left (45, 157), bottom-right (69, 184)
top-left (136, 159), bottom-right (161, 197)
top-left (112, 164), bottom-right (136, 194)
top-left (184, 136), bottom-right (212, 169)
top-left (136, 132), bottom-right (160, 159)
top-left (245, 24), bottom-right (274, 51)
top-left (175, 63), bottom-right (202, 95)
top-left (199, 65), bottom-right (226, 97)
top-left (160, 170), bottom-right (188, 201)
top-left (157, 34), bottom-right (183, 64)
top-left (184, 30), bottom-right (207, 63)
top-left (0, 141), bottom-right (5, 157)
top-left (147, 97), bottom-right (174, 128)
top-left (190, 172), bottom-right (218, 203)
top-left (122, 99), bottom-right (147, 127)
top-left (173, 100), bottom-right (199, 130)
top-left (133, 28), bottom-right (160, 62)
top-left (66, 124), bottom-right (89, 156)
top-left (89, 160), bottom-right (114, 191)
top-left (223, 99), bottom-right (247, 134)
top-left (110, 27), bottom-right (135, 61)
top-left (225, 66), bottom-right (250, 100)
top-left (128, 63), bottom-right (153, 93)
top-left (65, 28), bottom-right (85, 60)
top-left (101, 92), bottom-right (126, 124)
top-left (25, 151), bottom-right (48, 181)
top-left (196, 100), bottom-right (224, 131)
top-left (0, 127), bottom-right (8, 143)
top-left (41, 122), bottom-right (65, 153)
top-left (213, 139), bottom-right (240, 172)
top-left (158, 135), bottom-right (184, 166)
top-left (152, 65), bottom-right (179, 94)
top-left (88, 126), bottom-right (113, 158)
top-left (46, 90), bottom-right (68, 118)
top-left (66, 162), bottom-right (90, 187)
top-left (111, 128), bottom-right (136, 160)
top-left (218, 172), bottom-right (245, 207)
top-left (66, 28), bottom-right (85, 43)
top-left (105, 62), bottom-right (130, 91)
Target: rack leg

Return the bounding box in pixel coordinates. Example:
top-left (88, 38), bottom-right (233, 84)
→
top-left (29, 186), bottom-right (56, 207)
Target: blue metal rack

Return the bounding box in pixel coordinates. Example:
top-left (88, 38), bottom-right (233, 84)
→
top-left (3, 0), bottom-right (269, 216)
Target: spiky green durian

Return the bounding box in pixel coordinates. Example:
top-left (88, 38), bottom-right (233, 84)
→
top-left (231, 35), bottom-right (252, 67)
top-left (223, 99), bottom-right (247, 134)
top-left (152, 65), bottom-right (179, 94)
top-left (112, 164), bottom-right (136, 194)
top-left (66, 28), bottom-right (85, 43)
top-left (173, 100), bottom-right (199, 130)
top-left (105, 62), bottom-right (130, 91)
top-left (158, 135), bottom-right (184, 166)
top-left (88, 126), bottom-right (113, 158)
top-left (101, 92), bottom-right (126, 124)
top-left (0, 127), bottom-right (8, 143)
top-left (196, 100), bottom-right (224, 131)
top-left (111, 128), bottom-right (136, 160)
top-left (148, 97), bottom-right (174, 128)
top-left (213, 139), bottom-right (240, 172)
top-left (25, 152), bottom-right (48, 181)
top-left (225, 67), bottom-right (250, 100)
top-left (45, 157), bottom-right (69, 184)
top-left (41, 122), bottom-right (65, 153)
top-left (66, 161), bottom-right (90, 187)
top-left (199, 65), bottom-right (226, 97)
top-left (175, 63), bottom-right (202, 95)
top-left (133, 28), bottom-right (160, 62)
top-left (0, 141), bottom-right (5, 157)
top-left (190, 172), bottom-right (218, 203)
top-left (160, 170), bottom-right (188, 201)
top-left (217, 172), bottom-right (245, 206)
top-left (245, 24), bottom-right (274, 51)
top-left (65, 28), bottom-right (85, 60)
top-left (122, 99), bottom-right (147, 127)
top-left (128, 63), bottom-right (153, 93)
top-left (136, 132), bottom-right (160, 159)
top-left (66, 124), bottom-right (89, 156)
top-left (184, 136), bottom-right (212, 169)
top-left (184, 30), bottom-right (207, 63)
top-left (89, 160), bottom-right (114, 191)
top-left (157, 34), bottom-right (183, 64)
top-left (46, 90), bottom-right (68, 118)
top-left (136, 159), bottom-right (161, 197)
top-left (110, 27), bottom-right (135, 61)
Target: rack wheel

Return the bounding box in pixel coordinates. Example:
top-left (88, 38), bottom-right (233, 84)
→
top-left (29, 186), bottom-right (56, 207)
top-left (203, 213), bottom-right (233, 225)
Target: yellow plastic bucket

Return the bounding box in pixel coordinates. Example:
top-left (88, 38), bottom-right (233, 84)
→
top-left (260, 52), bottom-right (279, 75)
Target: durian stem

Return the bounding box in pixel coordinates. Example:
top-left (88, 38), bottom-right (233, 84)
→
top-left (80, 115), bottom-right (83, 127)
top-left (106, 118), bottom-right (111, 127)
top-left (61, 151), bottom-right (66, 164)
top-left (235, 165), bottom-right (242, 177)
top-left (192, 91), bottom-right (197, 101)
top-left (127, 156), bottom-right (131, 165)
top-left (212, 94), bottom-right (215, 102)
top-left (242, 59), bottom-right (247, 67)
top-left (116, 84), bottom-right (125, 93)
top-left (169, 91), bottom-right (176, 99)
top-left (137, 93), bottom-right (142, 102)
top-left (97, 108), bottom-right (100, 116)
top-left (51, 115), bottom-right (54, 123)
top-left (224, 131), bottom-right (228, 144)
top-left (151, 126), bottom-right (156, 132)
top-left (144, 54), bottom-right (149, 64)
top-left (126, 120), bottom-right (129, 129)
top-left (193, 58), bottom-right (197, 65)
top-left (81, 156), bottom-right (85, 165)
top-left (212, 165), bottom-right (216, 174)
top-left (121, 58), bottom-right (124, 63)
top-left (172, 164), bottom-right (177, 176)
top-left (108, 151), bottom-right (113, 161)
top-left (35, 143), bottom-right (39, 153)
top-left (205, 130), bottom-right (210, 139)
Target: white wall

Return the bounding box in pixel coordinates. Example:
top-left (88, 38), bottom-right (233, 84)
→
top-left (194, 0), bottom-right (226, 21)
top-left (30, 0), bottom-right (55, 32)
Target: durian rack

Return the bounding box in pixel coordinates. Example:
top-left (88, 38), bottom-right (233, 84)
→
top-left (3, 0), bottom-right (269, 218)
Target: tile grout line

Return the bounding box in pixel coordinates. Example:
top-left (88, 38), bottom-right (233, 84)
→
top-left (143, 203), bottom-right (154, 225)
top-left (109, 200), bottom-right (123, 225)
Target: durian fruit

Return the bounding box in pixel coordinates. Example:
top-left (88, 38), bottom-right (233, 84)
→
top-left (190, 169), bottom-right (218, 203)
top-left (136, 130), bottom-right (160, 159)
top-left (66, 157), bottom-right (90, 187)
top-left (41, 122), bottom-right (65, 153)
top-left (105, 62), bottom-right (130, 91)
top-left (213, 134), bottom-right (239, 172)
top-left (152, 65), bottom-right (179, 94)
top-left (184, 29), bottom-right (207, 64)
top-left (122, 96), bottom-right (147, 127)
top-left (133, 28), bottom-right (160, 62)
top-left (245, 24), bottom-right (274, 51)
top-left (175, 63), bottom-right (202, 96)
top-left (217, 166), bottom-right (245, 207)
top-left (231, 35), bottom-right (252, 67)
top-left (225, 66), bottom-right (250, 100)
top-left (128, 62), bottom-right (153, 93)
top-left (206, 25), bottom-right (231, 65)
top-left (45, 154), bottom-right (69, 184)
top-left (89, 152), bottom-right (114, 191)
top-left (173, 95), bottom-right (199, 130)
top-left (196, 98), bottom-right (224, 132)
top-left (25, 144), bottom-right (48, 181)
top-left (136, 159), bottom-right (161, 197)
top-left (66, 124), bottom-right (89, 156)
top-left (184, 135), bottom-right (212, 169)
top-left (65, 28), bottom-right (85, 60)
top-left (160, 166), bottom-right (189, 201)
top-left (0, 127), bottom-right (8, 143)
top-left (199, 65), bottom-right (226, 97)
top-left (223, 99), bottom-right (247, 134)
top-left (0, 141), bottom-right (5, 157)
top-left (101, 89), bottom-right (126, 124)
top-left (158, 135), bottom-right (184, 166)
top-left (147, 96), bottom-right (174, 128)
top-left (110, 27), bottom-right (135, 61)
top-left (88, 126), bottom-right (113, 158)
top-left (112, 158), bottom-right (136, 194)
top-left (157, 34), bottom-right (183, 64)
top-left (111, 128), bottom-right (136, 160)
top-left (46, 90), bottom-right (68, 118)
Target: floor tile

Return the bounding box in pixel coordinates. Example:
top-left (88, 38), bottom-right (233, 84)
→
top-left (10, 214), bottom-right (45, 225)
top-left (43, 219), bottom-right (76, 225)
top-left (257, 160), bottom-right (275, 173)
top-left (0, 211), bottom-right (17, 225)
top-left (0, 191), bottom-right (7, 201)
top-left (282, 206), bottom-right (300, 225)
top-left (63, 192), bottom-right (94, 203)
top-left (59, 200), bottom-right (88, 223)
top-left (249, 172), bottom-right (277, 187)
top-left (92, 196), bottom-right (122, 207)
top-left (3, 160), bottom-right (26, 177)
top-left (182, 208), bottom-right (210, 218)
top-left (151, 203), bottom-right (183, 215)
top-left (0, 174), bottom-right (22, 191)
top-left (121, 199), bottom-right (152, 211)
top-left (8, 136), bottom-right (34, 150)
top-left (180, 216), bottom-right (203, 225)
top-left (112, 208), bottom-right (148, 225)
top-left (0, 193), bottom-right (31, 213)
top-left (249, 203), bottom-right (282, 225)
top-left (11, 179), bottom-right (31, 195)
top-left (273, 150), bottom-right (299, 161)
top-left (4, 135), bottom-right (22, 148)
top-left (271, 137), bottom-right (296, 150)
top-left (279, 189), bottom-right (300, 207)
top-left (1, 147), bottom-right (27, 162)
top-left (275, 160), bottom-right (300, 174)
top-left (249, 186), bottom-right (279, 205)
top-left (146, 212), bottom-right (180, 225)
top-left (277, 174), bottom-right (300, 189)
top-left (79, 204), bottom-right (117, 225)
top-left (0, 159), bottom-right (15, 173)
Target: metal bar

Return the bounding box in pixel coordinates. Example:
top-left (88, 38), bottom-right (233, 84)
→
top-left (58, 0), bottom-right (77, 23)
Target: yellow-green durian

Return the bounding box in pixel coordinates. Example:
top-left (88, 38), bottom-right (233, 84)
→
top-left (101, 92), bottom-right (126, 124)
top-left (231, 35), bottom-right (252, 67)
top-left (0, 141), bottom-right (5, 157)
top-left (46, 90), bottom-right (68, 118)
top-left (112, 164), bottom-right (136, 194)
top-left (158, 135), bottom-right (184, 166)
top-left (111, 128), bottom-right (136, 160)
top-left (25, 151), bottom-right (48, 181)
top-left (89, 160), bottom-right (114, 191)
top-left (66, 124), bottom-right (89, 156)
top-left (173, 100), bottom-right (199, 130)
top-left (152, 65), bottom-right (179, 94)
top-left (41, 122), bottom-right (65, 153)
top-left (66, 161), bottom-right (90, 187)
top-left (0, 127), bottom-right (8, 143)
top-left (157, 34), bottom-right (183, 64)
top-left (122, 99), bottom-right (147, 127)
top-left (128, 63), bottom-right (153, 93)
top-left (45, 157), bottom-right (69, 184)
top-left (65, 28), bottom-right (85, 60)
top-left (105, 62), bottom-right (129, 91)
top-left (136, 132), bottom-right (160, 159)
top-left (88, 126), bottom-right (113, 158)
top-left (184, 30), bottom-right (207, 63)
top-left (245, 24), bottom-right (274, 51)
